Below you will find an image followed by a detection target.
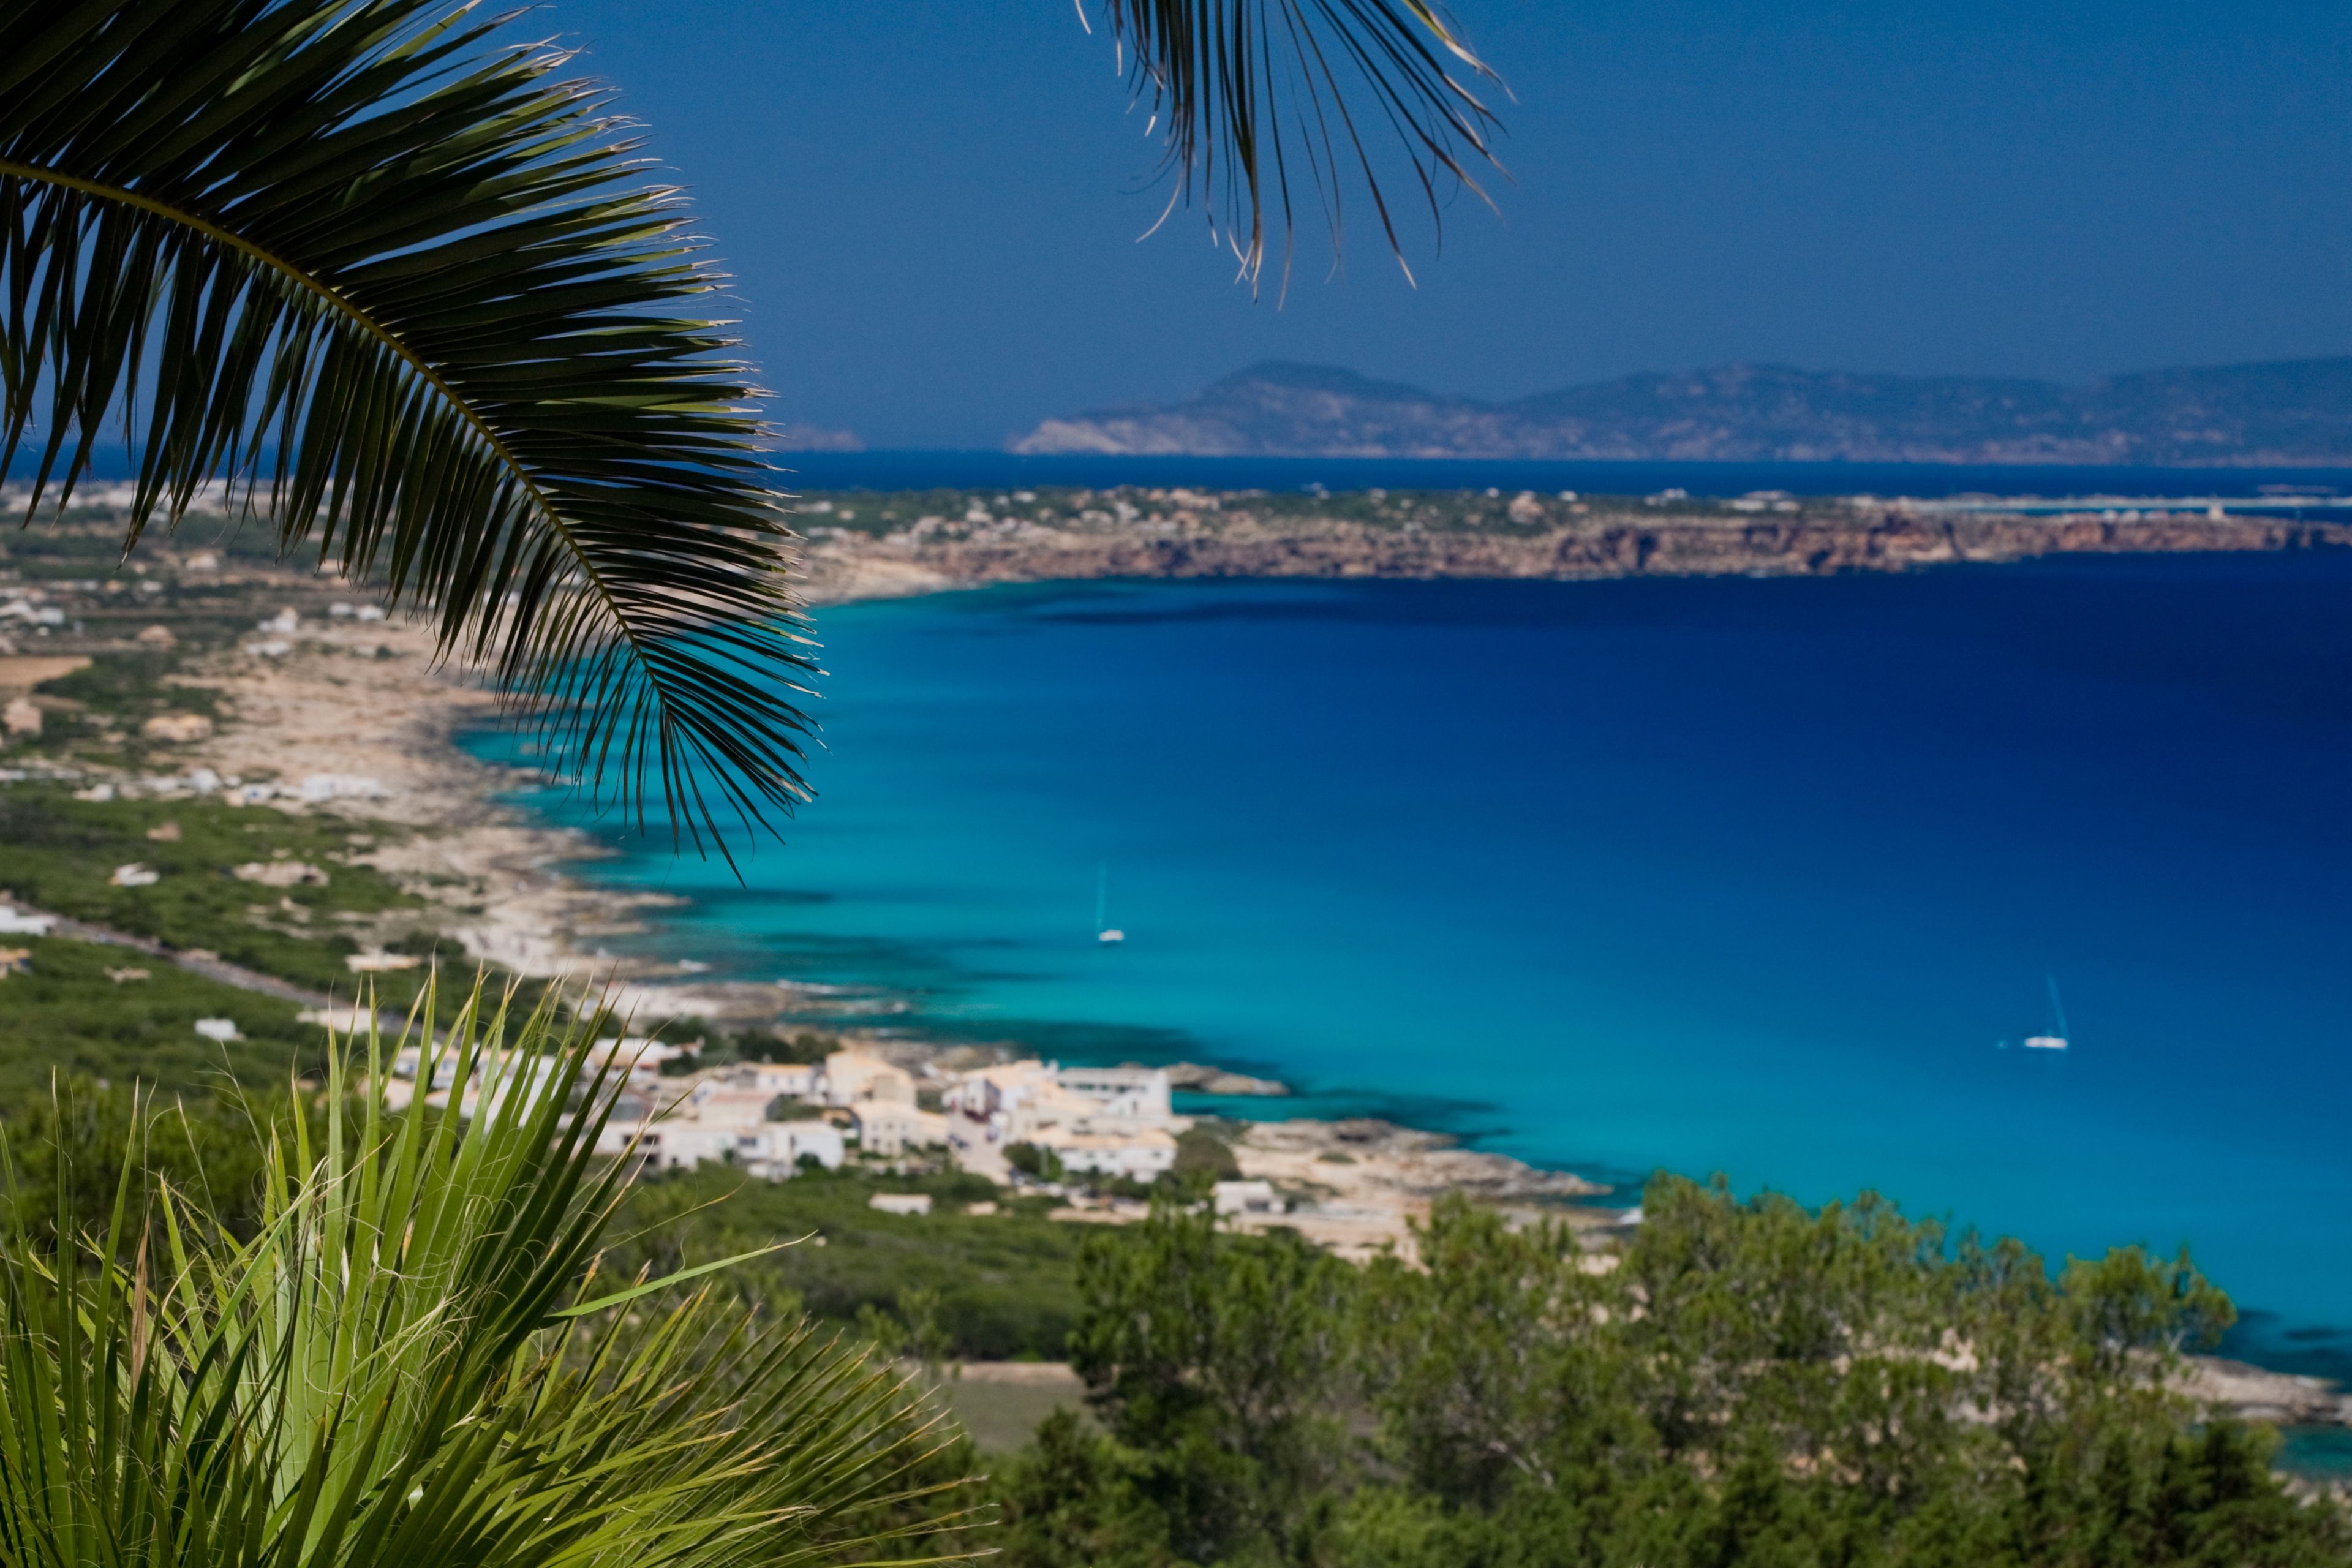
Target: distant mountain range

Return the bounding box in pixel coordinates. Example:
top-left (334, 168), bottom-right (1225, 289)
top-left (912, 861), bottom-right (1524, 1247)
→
top-left (1009, 358), bottom-right (2352, 466)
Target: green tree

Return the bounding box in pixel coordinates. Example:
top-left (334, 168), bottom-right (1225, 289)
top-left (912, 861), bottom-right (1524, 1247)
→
top-left (995, 1410), bottom-right (1183, 1568)
top-left (1, 0), bottom-right (1498, 845)
top-left (1171, 1125), bottom-right (1245, 1190)
top-left (1025, 1180), bottom-right (2352, 1568)
top-left (1008, 1141), bottom-right (1068, 1182)
top-left (1069, 1205), bottom-right (1354, 1564)
top-left (1356, 1199), bottom-right (1646, 1510)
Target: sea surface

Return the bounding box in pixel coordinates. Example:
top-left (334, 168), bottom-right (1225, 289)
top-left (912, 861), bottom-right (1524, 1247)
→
top-left (469, 546), bottom-right (2352, 1369)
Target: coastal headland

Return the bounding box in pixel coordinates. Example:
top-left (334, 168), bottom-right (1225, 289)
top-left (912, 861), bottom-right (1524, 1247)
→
top-left (4, 482), bottom-right (2347, 1436)
top-left (791, 484), bottom-right (2352, 605)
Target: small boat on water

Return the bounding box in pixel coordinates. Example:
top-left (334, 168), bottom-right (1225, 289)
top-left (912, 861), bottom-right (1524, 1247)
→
top-left (2021, 974), bottom-right (2070, 1050)
top-left (1095, 862), bottom-right (1125, 944)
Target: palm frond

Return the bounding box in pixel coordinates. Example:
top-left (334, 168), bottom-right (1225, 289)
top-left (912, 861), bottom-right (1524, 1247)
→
top-left (0, 978), bottom-right (982, 1568)
top-left (1096, 0), bottom-right (1505, 290)
top-left (0, 0), bottom-right (815, 854)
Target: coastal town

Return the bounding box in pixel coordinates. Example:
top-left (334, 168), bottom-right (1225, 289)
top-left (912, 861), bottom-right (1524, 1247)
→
top-left (392, 1040), bottom-right (1185, 1199)
top-left (368, 1028), bottom-right (1612, 1259)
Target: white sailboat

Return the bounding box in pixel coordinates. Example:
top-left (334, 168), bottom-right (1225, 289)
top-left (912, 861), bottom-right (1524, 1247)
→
top-left (2022, 974), bottom-right (2070, 1050)
top-left (1095, 862), bottom-right (1125, 944)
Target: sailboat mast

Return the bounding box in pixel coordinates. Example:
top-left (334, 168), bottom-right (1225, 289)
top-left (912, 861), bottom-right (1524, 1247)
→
top-left (2046, 974), bottom-right (2070, 1041)
top-left (1095, 862), bottom-right (1107, 933)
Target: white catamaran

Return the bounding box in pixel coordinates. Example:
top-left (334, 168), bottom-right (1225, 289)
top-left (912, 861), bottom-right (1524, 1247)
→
top-left (1095, 862), bottom-right (1125, 944)
top-left (2022, 974), bottom-right (2070, 1050)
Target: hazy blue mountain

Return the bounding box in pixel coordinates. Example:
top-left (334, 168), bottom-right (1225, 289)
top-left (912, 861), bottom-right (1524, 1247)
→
top-left (1010, 358), bottom-right (2352, 465)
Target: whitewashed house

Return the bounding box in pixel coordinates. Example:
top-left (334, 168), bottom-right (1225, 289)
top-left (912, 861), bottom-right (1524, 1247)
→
top-left (851, 1102), bottom-right (949, 1158)
top-left (820, 1049), bottom-right (915, 1107)
top-left (1035, 1125), bottom-right (1179, 1182)
top-left (589, 1037), bottom-right (688, 1091)
top-left (734, 1061), bottom-right (816, 1098)
top-left (1055, 1065), bottom-right (1173, 1126)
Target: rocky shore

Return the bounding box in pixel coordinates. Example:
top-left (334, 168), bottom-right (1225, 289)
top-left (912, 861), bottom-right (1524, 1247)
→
top-left (1163, 1060), bottom-right (1290, 1096)
top-left (797, 490), bottom-right (2352, 606)
top-left (1218, 1117), bottom-right (1615, 1264)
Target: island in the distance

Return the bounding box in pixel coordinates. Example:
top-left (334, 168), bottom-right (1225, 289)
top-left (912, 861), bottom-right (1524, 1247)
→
top-left (1011, 356), bottom-right (2352, 466)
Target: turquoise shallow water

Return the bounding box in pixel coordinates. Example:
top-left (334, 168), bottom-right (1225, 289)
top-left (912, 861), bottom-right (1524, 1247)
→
top-left (470, 552), bottom-right (2352, 1349)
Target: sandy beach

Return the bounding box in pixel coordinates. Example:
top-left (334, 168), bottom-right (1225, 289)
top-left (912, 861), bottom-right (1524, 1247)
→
top-left (167, 610), bottom-right (682, 987)
top-left (22, 541), bottom-right (1613, 1258)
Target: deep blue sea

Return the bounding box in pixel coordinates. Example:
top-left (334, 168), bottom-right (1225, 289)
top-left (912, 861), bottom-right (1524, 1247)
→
top-left (472, 544), bottom-right (2352, 1365)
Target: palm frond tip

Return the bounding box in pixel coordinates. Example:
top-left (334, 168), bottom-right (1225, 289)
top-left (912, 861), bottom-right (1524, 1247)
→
top-left (0, 0), bottom-right (816, 851)
top-left (1098, 0), bottom-right (1505, 288)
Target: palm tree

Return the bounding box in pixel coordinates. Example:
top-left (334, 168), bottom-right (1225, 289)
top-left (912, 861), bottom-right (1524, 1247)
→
top-left (0, 0), bottom-right (1498, 851)
top-left (0, 985), bottom-right (981, 1567)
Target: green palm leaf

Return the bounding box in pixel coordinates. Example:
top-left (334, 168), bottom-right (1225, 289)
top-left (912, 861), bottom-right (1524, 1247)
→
top-left (0, 0), bottom-right (812, 851)
top-left (0, 980), bottom-right (982, 1567)
top-left (1, 0), bottom-right (1502, 851)
top-left (1099, 0), bottom-right (1503, 288)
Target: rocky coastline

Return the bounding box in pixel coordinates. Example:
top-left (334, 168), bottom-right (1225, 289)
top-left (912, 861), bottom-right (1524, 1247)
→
top-left (797, 491), bottom-right (2352, 606)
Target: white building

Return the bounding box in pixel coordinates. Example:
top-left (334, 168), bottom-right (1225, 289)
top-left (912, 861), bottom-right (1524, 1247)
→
top-left (821, 1049), bottom-right (915, 1107)
top-left (943, 1058), bottom-right (1185, 1180)
top-left (684, 1081), bottom-right (777, 1125)
top-left (852, 1102), bottom-right (949, 1158)
top-left (1055, 1065), bottom-right (1173, 1126)
top-left (588, 1037), bottom-right (689, 1091)
top-left (596, 1099), bottom-right (843, 1179)
top-left (1213, 1180), bottom-right (1283, 1216)
top-left (734, 1061), bottom-right (816, 1098)
top-left (1036, 1125), bottom-right (1178, 1182)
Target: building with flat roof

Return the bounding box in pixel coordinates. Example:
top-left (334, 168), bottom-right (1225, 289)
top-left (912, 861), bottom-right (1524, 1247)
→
top-left (822, 1049), bottom-right (915, 1107)
top-left (1054, 1065), bottom-right (1173, 1126)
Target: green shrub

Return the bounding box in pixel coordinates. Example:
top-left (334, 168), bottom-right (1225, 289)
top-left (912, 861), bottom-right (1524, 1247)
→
top-left (1171, 1125), bottom-right (1240, 1183)
top-left (605, 1163), bottom-right (1084, 1361)
top-left (0, 980), bottom-right (981, 1566)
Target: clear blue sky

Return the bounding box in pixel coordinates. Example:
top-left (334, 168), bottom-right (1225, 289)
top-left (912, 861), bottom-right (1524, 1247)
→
top-left (546, 1), bottom-right (2352, 450)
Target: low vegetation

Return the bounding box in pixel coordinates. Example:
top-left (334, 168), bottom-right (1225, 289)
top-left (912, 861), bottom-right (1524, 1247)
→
top-left (605, 1163), bottom-right (1088, 1361)
top-left (0, 937), bottom-right (312, 1102)
top-left (792, 486), bottom-right (1812, 544)
top-left (0, 788), bottom-right (537, 1035)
